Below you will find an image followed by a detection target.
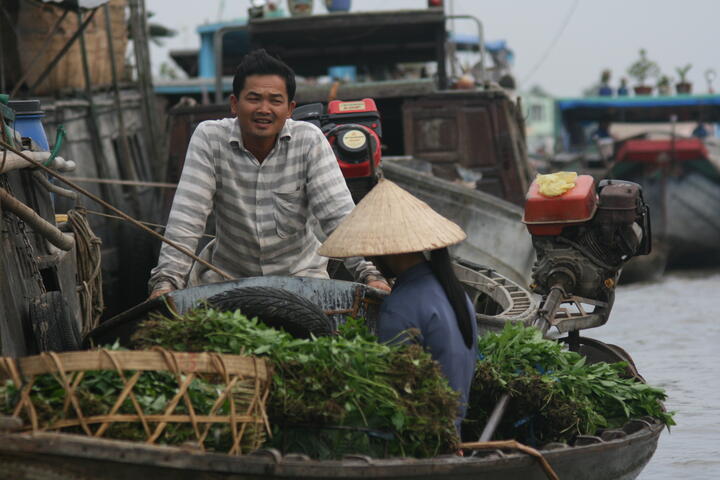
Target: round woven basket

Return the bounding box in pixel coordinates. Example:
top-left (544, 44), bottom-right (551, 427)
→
top-left (0, 349), bottom-right (272, 455)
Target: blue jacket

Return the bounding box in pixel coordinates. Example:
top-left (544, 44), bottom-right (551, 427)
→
top-left (378, 261), bottom-right (478, 432)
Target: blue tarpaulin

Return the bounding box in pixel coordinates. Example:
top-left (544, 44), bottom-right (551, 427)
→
top-left (557, 94), bottom-right (720, 111)
top-left (556, 94), bottom-right (720, 123)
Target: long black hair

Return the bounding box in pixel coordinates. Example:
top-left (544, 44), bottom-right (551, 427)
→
top-left (429, 248), bottom-right (474, 348)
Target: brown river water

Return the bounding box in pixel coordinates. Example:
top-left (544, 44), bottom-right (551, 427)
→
top-left (591, 267), bottom-right (720, 479)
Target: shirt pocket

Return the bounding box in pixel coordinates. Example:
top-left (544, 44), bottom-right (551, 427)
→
top-left (273, 186), bottom-right (306, 239)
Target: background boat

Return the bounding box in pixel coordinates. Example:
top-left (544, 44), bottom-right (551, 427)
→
top-left (550, 94), bottom-right (720, 281)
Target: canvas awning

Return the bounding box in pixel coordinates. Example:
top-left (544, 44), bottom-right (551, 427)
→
top-left (557, 95), bottom-right (720, 123)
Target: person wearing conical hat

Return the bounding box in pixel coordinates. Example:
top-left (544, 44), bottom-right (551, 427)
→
top-left (320, 179), bottom-right (478, 433)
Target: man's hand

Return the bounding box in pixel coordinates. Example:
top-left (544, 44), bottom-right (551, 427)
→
top-left (149, 288), bottom-right (172, 300)
top-left (367, 279), bottom-right (391, 292)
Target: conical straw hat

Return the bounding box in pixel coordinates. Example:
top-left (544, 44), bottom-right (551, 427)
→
top-left (319, 179), bottom-right (466, 258)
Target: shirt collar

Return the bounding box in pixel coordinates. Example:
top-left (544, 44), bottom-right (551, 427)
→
top-left (228, 117), bottom-right (294, 148)
top-left (394, 261), bottom-right (432, 288)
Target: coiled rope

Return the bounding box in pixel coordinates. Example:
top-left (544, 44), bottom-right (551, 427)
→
top-left (67, 208), bottom-right (103, 335)
top-left (0, 137), bottom-right (232, 280)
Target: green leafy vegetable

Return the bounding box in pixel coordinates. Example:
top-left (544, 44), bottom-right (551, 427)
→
top-left (132, 308), bottom-right (459, 459)
top-left (464, 323), bottom-right (675, 445)
top-left (0, 345), bottom-right (263, 452)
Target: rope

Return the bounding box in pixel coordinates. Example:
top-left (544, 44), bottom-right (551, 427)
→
top-left (520, 0), bottom-right (580, 85)
top-left (67, 177), bottom-right (178, 189)
top-left (83, 208), bottom-right (216, 240)
top-left (67, 208), bottom-right (104, 335)
top-left (459, 440), bottom-right (559, 480)
top-left (0, 138), bottom-right (233, 281)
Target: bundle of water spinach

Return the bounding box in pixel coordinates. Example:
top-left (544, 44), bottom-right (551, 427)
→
top-left (132, 308), bottom-right (460, 459)
top-left (463, 323), bottom-right (675, 446)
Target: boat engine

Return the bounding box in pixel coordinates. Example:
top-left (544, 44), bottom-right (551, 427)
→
top-left (292, 98), bottom-right (382, 203)
top-left (523, 176), bottom-right (651, 338)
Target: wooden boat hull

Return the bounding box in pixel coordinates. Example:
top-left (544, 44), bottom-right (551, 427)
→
top-left (614, 168), bottom-right (720, 268)
top-left (0, 419), bottom-right (663, 480)
top-left (47, 271), bottom-right (660, 480)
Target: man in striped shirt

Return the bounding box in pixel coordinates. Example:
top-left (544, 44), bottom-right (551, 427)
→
top-left (149, 50), bottom-right (389, 298)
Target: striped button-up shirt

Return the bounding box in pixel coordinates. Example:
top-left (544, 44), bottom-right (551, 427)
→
top-left (149, 117), bottom-right (379, 291)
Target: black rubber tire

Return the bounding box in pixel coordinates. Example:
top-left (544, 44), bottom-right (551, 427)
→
top-left (29, 291), bottom-right (82, 352)
top-left (206, 287), bottom-right (333, 338)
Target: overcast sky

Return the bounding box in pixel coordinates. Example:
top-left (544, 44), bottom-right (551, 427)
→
top-left (147, 0), bottom-right (720, 97)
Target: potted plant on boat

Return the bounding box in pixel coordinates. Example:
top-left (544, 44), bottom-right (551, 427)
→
top-left (617, 77), bottom-right (629, 96)
top-left (287, 0), bottom-right (313, 16)
top-left (657, 75), bottom-right (672, 96)
top-left (627, 49), bottom-right (660, 96)
top-left (598, 69), bottom-right (613, 96)
top-left (325, 0), bottom-right (351, 12)
top-left (675, 64), bottom-right (693, 94)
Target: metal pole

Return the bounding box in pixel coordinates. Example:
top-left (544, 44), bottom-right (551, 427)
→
top-left (446, 15), bottom-right (486, 84)
top-left (214, 25), bottom-right (246, 104)
top-left (28, 8), bottom-right (98, 95)
top-left (214, 27), bottom-right (225, 104)
top-left (435, 22), bottom-right (448, 90)
top-left (477, 393), bottom-right (510, 442)
top-left (660, 114), bottom-right (678, 242)
top-left (532, 286), bottom-right (565, 336)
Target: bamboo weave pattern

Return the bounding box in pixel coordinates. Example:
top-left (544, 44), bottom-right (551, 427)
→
top-left (0, 349), bottom-right (272, 455)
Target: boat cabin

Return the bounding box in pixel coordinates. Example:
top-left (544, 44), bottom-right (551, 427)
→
top-left (552, 94), bottom-right (720, 275)
top-left (552, 94), bottom-right (720, 174)
top-left (158, 9), bottom-right (532, 208)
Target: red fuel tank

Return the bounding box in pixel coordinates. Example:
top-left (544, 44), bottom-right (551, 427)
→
top-left (523, 175), bottom-right (597, 235)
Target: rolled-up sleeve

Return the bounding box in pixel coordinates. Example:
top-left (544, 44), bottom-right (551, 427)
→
top-left (148, 124), bottom-right (216, 291)
top-left (305, 136), bottom-right (381, 282)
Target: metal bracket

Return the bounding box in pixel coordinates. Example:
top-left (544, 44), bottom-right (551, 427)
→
top-left (548, 295), bottom-right (609, 333)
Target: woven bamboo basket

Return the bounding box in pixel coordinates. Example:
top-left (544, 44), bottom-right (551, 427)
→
top-left (0, 349), bottom-right (272, 455)
top-left (14, 0), bottom-right (128, 95)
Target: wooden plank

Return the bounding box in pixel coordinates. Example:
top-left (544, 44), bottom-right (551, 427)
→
top-left (2, 351), bottom-right (271, 381)
top-left (249, 9), bottom-right (444, 34)
top-left (0, 416), bottom-right (23, 431)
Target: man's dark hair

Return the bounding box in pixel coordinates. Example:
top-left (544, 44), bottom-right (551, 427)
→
top-left (232, 49), bottom-right (296, 101)
top-left (429, 248), bottom-right (474, 349)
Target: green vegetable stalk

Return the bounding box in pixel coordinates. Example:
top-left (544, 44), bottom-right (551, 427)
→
top-left (463, 323), bottom-right (675, 445)
top-left (133, 309), bottom-right (460, 459)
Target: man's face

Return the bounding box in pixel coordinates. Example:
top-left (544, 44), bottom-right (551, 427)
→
top-left (230, 74), bottom-right (295, 141)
